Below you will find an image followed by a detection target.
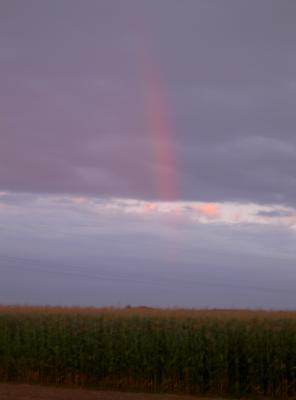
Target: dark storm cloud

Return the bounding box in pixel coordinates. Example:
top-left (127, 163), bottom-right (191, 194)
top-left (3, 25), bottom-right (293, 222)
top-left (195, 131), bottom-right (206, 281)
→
top-left (1, 0), bottom-right (296, 204)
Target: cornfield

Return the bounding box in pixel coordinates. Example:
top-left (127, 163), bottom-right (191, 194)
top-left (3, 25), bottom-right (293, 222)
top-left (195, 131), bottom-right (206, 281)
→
top-left (0, 306), bottom-right (296, 397)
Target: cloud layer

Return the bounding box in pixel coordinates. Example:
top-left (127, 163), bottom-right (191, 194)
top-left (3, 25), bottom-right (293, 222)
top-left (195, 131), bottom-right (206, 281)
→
top-left (1, 192), bottom-right (296, 308)
top-left (1, 1), bottom-right (296, 205)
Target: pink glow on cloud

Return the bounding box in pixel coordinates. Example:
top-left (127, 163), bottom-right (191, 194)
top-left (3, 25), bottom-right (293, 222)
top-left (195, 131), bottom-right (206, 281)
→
top-left (21, 193), bottom-right (296, 230)
top-left (192, 203), bottom-right (220, 218)
top-left (143, 202), bottom-right (157, 212)
top-left (72, 197), bottom-right (89, 205)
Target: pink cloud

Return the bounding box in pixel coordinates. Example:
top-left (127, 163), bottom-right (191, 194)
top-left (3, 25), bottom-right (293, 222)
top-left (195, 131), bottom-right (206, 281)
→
top-left (192, 203), bottom-right (220, 218)
top-left (143, 202), bottom-right (157, 212)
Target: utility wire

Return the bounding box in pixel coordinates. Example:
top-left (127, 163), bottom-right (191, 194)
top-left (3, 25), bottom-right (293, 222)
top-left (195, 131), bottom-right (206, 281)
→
top-left (0, 253), bottom-right (295, 296)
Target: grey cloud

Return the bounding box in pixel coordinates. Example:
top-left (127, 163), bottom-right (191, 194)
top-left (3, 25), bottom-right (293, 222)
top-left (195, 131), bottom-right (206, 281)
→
top-left (1, 1), bottom-right (296, 205)
top-left (0, 192), bottom-right (37, 205)
top-left (255, 209), bottom-right (293, 218)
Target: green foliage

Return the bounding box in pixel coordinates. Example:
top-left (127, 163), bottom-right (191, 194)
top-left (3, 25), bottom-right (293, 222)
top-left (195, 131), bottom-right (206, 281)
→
top-left (0, 308), bottom-right (296, 397)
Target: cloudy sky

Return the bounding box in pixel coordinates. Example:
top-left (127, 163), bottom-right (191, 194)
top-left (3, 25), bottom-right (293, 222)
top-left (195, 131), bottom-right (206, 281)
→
top-left (1, 0), bottom-right (296, 308)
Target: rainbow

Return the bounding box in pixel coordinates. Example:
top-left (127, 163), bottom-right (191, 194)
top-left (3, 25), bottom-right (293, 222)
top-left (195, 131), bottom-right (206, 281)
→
top-left (141, 55), bottom-right (178, 202)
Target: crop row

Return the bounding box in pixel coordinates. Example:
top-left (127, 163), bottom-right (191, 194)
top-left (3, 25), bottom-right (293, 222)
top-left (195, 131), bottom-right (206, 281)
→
top-left (0, 307), bottom-right (295, 397)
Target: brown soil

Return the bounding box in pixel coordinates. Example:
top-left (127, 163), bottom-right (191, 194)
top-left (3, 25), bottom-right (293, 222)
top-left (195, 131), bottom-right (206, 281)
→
top-left (0, 384), bottom-right (214, 400)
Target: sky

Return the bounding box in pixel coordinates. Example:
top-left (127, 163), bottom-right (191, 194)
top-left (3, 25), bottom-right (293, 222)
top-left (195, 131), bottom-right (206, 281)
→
top-left (1, 0), bottom-right (296, 309)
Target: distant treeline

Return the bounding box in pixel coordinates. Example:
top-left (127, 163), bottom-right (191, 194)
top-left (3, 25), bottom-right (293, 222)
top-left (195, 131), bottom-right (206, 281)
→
top-left (0, 306), bottom-right (296, 397)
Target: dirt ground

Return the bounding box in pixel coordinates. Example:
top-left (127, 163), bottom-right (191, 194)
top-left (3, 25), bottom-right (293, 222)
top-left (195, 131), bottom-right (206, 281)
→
top-left (0, 384), bottom-right (219, 400)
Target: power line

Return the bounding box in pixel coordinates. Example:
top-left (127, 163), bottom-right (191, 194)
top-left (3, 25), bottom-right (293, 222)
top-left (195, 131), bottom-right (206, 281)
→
top-left (0, 253), bottom-right (295, 296)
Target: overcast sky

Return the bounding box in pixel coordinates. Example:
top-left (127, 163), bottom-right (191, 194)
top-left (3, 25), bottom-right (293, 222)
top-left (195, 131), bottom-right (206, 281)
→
top-left (1, 0), bottom-right (296, 308)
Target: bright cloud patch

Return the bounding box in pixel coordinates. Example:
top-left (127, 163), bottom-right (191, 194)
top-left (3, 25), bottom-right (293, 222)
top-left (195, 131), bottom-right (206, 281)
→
top-left (0, 192), bottom-right (296, 230)
top-left (192, 203), bottom-right (220, 218)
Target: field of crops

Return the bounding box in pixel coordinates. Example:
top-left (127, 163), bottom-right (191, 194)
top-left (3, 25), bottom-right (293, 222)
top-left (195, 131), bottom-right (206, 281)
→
top-left (0, 306), bottom-right (296, 398)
